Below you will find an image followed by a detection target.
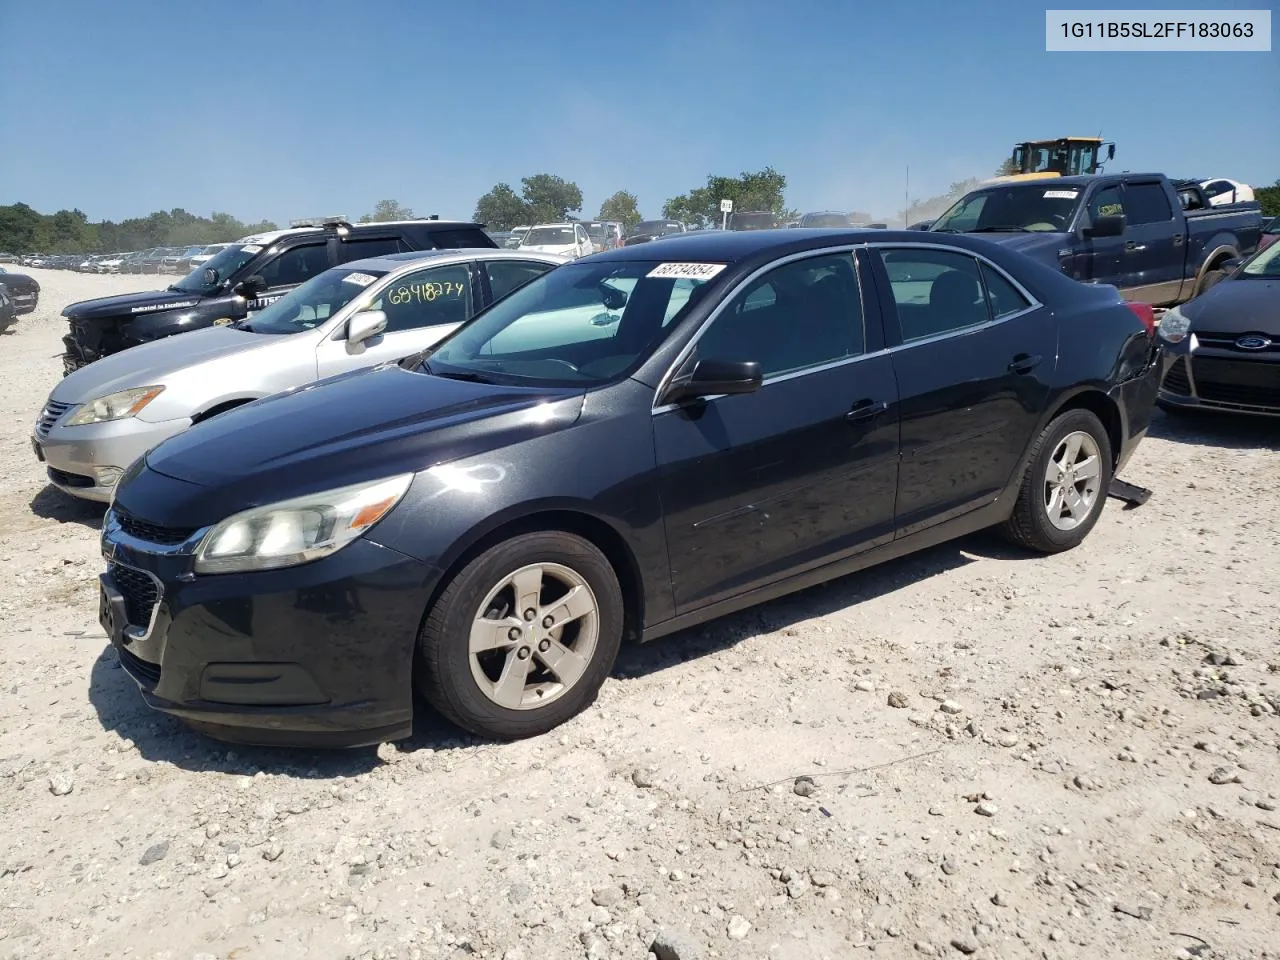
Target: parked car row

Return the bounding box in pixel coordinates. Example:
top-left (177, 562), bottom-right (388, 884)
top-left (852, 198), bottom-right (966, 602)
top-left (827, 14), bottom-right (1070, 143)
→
top-left (16, 244), bottom-right (239, 276)
top-left (33, 220), bottom-right (1169, 749)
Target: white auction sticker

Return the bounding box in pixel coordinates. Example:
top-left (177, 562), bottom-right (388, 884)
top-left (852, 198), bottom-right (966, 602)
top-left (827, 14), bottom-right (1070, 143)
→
top-left (646, 262), bottom-right (727, 280)
top-left (241, 244), bottom-right (263, 254)
top-left (1044, 189), bottom-right (1080, 199)
top-left (342, 272), bottom-right (378, 287)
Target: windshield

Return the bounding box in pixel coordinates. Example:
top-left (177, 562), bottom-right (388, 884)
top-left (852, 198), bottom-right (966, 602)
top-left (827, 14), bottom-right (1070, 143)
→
top-left (631, 220), bottom-right (681, 237)
top-left (931, 185), bottom-right (1083, 233)
top-left (240, 267), bottom-right (389, 335)
top-left (170, 243), bottom-right (261, 294)
top-left (800, 213), bottom-right (850, 227)
top-left (1239, 242), bottom-right (1280, 278)
top-left (522, 226), bottom-right (575, 246)
top-left (422, 260), bottom-right (720, 386)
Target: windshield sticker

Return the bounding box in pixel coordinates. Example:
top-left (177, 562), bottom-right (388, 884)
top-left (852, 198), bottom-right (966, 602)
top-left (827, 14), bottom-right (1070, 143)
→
top-left (241, 244), bottom-right (263, 254)
top-left (646, 262), bottom-right (727, 280)
top-left (1043, 190), bottom-right (1079, 199)
top-left (386, 281), bottom-right (466, 305)
top-left (342, 272), bottom-right (378, 287)
top-left (130, 300), bottom-right (198, 313)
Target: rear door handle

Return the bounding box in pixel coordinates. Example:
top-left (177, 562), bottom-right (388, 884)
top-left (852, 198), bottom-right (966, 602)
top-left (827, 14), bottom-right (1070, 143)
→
top-left (1171, 233), bottom-right (1184, 246)
top-left (845, 399), bottom-right (889, 424)
top-left (1124, 241), bottom-right (1147, 252)
top-left (1008, 353), bottom-right (1043, 375)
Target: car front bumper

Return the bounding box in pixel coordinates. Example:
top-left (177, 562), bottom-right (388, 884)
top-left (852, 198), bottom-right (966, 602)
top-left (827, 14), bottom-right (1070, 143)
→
top-left (34, 416), bottom-right (189, 502)
top-left (1158, 336), bottom-right (1280, 418)
top-left (99, 525), bottom-right (437, 748)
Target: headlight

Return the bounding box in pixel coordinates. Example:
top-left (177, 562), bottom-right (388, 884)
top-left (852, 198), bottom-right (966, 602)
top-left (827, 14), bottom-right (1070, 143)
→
top-left (64, 386), bottom-right (165, 426)
top-left (1157, 306), bottom-right (1191, 344)
top-left (193, 474), bottom-right (414, 574)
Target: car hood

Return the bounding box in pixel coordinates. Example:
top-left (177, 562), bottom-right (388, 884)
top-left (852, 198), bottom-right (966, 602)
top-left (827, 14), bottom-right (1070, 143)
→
top-left (49, 326), bottom-right (270, 405)
top-left (1184, 277), bottom-right (1280, 334)
top-left (62, 288), bottom-right (205, 321)
top-left (127, 365), bottom-right (586, 524)
top-left (946, 230), bottom-right (1069, 260)
top-left (519, 243), bottom-right (576, 255)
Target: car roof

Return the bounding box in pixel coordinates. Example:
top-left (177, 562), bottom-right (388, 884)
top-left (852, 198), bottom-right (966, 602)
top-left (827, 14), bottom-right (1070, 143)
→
top-left (589, 227), bottom-right (1035, 264)
top-left (340, 248), bottom-right (566, 272)
top-left (238, 220), bottom-right (482, 246)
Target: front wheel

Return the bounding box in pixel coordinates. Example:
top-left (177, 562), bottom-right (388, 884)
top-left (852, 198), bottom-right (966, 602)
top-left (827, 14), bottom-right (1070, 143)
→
top-left (1001, 408), bottom-right (1113, 553)
top-left (416, 531), bottom-right (624, 740)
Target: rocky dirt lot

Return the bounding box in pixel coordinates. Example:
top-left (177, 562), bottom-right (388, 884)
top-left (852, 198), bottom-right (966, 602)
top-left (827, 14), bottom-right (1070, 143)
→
top-left (0, 269), bottom-right (1277, 960)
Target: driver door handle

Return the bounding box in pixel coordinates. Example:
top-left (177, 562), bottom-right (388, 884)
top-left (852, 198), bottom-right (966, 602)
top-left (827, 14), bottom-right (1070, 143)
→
top-left (845, 399), bottom-right (889, 424)
top-left (1008, 353), bottom-right (1043, 375)
top-left (1124, 240), bottom-right (1147, 252)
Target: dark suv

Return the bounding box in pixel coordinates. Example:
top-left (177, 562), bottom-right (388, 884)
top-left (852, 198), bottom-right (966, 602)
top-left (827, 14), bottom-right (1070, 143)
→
top-left (61, 218), bottom-right (497, 373)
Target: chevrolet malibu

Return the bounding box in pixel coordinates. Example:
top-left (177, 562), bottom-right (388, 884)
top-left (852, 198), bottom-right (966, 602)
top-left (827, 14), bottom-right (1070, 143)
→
top-left (33, 249), bottom-right (565, 501)
top-left (99, 229), bottom-right (1162, 747)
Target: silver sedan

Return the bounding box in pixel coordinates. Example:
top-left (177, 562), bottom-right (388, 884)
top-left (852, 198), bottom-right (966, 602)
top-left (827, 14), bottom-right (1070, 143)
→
top-left (32, 248), bottom-right (566, 501)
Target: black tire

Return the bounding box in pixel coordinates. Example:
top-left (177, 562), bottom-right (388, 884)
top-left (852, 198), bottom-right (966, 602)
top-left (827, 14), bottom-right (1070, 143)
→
top-left (1196, 269), bottom-right (1226, 296)
top-left (1000, 408), bottom-right (1113, 554)
top-left (416, 531), bottom-right (624, 740)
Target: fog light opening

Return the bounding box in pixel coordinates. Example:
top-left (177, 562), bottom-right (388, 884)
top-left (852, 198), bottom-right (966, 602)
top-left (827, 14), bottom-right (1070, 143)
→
top-left (93, 466), bottom-right (125, 488)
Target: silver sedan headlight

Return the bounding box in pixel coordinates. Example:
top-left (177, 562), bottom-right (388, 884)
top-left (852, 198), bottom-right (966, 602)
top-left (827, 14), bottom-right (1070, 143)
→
top-left (193, 474), bottom-right (414, 574)
top-left (64, 386), bottom-right (165, 426)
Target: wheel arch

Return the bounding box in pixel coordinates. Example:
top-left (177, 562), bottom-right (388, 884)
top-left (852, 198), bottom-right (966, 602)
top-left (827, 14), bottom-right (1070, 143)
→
top-left (1041, 387), bottom-right (1123, 467)
top-left (423, 507), bottom-right (647, 647)
top-left (1193, 243), bottom-right (1239, 292)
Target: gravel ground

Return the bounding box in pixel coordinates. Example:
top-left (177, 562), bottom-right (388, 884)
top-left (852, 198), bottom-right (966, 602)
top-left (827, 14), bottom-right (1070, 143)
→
top-left (1, 269), bottom-right (1278, 960)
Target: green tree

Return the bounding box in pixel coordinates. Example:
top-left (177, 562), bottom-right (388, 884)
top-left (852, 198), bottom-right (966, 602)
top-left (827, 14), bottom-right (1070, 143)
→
top-left (0, 203), bottom-right (44, 254)
top-left (597, 190), bottom-right (642, 229)
top-left (359, 199), bottom-right (415, 223)
top-left (521, 173), bottom-right (583, 223)
top-left (1256, 179), bottom-right (1280, 219)
top-left (662, 167), bottom-right (789, 228)
top-left (473, 183), bottom-right (531, 230)
top-left (995, 157), bottom-right (1019, 177)
top-left (899, 176), bottom-right (985, 227)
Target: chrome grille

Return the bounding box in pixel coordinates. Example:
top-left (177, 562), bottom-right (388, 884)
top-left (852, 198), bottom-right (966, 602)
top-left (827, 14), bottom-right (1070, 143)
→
top-left (34, 399), bottom-right (73, 439)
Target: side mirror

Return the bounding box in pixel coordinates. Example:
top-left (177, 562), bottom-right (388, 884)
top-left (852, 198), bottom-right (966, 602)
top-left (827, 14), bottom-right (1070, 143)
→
top-left (1084, 214), bottom-right (1125, 238)
top-left (233, 274), bottom-right (266, 298)
top-left (1107, 144), bottom-right (1116, 160)
top-left (203, 267), bottom-right (219, 286)
top-left (599, 282), bottom-right (628, 311)
top-left (346, 309), bottom-right (387, 346)
top-left (663, 358), bottom-right (763, 404)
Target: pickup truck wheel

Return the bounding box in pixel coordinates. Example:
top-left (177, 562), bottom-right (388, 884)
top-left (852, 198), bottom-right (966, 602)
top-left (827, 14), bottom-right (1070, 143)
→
top-left (1001, 409), bottom-right (1113, 554)
top-left (1196, 269), bottom-right (1226, 296)
top-left (416, 531), bottom-right (623, 740)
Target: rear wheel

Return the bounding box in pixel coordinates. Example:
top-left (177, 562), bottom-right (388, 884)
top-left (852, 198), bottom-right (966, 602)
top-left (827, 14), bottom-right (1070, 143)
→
top-left (1196, 268), bottom-right (1227, 296)
top-left (416, 531), bottom-right (623, 740)
top-left (1001, 408), bottom-right (1113, 553)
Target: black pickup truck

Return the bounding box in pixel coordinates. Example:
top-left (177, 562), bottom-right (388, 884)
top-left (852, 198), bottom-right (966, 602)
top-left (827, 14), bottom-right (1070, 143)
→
top-left (60, 218), bottom-right (497, 374)
top-left (928, 173), bottom-right (1263, 306)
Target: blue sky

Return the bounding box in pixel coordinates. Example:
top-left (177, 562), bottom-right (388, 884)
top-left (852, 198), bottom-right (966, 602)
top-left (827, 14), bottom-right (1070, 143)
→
top-left (0, 0), bottom-right (1275, 226)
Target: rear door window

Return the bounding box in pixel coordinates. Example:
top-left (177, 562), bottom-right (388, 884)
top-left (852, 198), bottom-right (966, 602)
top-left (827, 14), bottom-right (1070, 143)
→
top-left (427, 228), bottom-right (496, 249)
top-left (335, 237), bottom-right (405, 263)
top-left (1124, 183), bottom-right (1173, 224)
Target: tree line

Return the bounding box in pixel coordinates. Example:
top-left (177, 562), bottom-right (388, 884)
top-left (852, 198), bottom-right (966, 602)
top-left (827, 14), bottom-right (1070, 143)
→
top-left (0, 203), bottom-right (279, 256)
top-left (8, 172), bottom-right (1273, 257)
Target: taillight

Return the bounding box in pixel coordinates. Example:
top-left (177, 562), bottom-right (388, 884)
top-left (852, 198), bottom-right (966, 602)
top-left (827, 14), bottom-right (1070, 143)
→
top-left (1126, 302), bottom-right (1156, 337)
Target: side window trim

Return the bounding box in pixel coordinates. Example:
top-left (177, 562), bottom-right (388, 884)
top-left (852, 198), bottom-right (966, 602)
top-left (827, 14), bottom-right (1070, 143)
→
top-left (651, 245), bottom-right (878, 415)
top-left (865, 242), bottom-right (1043, 351)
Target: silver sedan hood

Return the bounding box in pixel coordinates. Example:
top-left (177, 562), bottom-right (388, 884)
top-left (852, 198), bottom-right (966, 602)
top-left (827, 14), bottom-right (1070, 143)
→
top-left (50, 326), bottom-right (267, 404)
